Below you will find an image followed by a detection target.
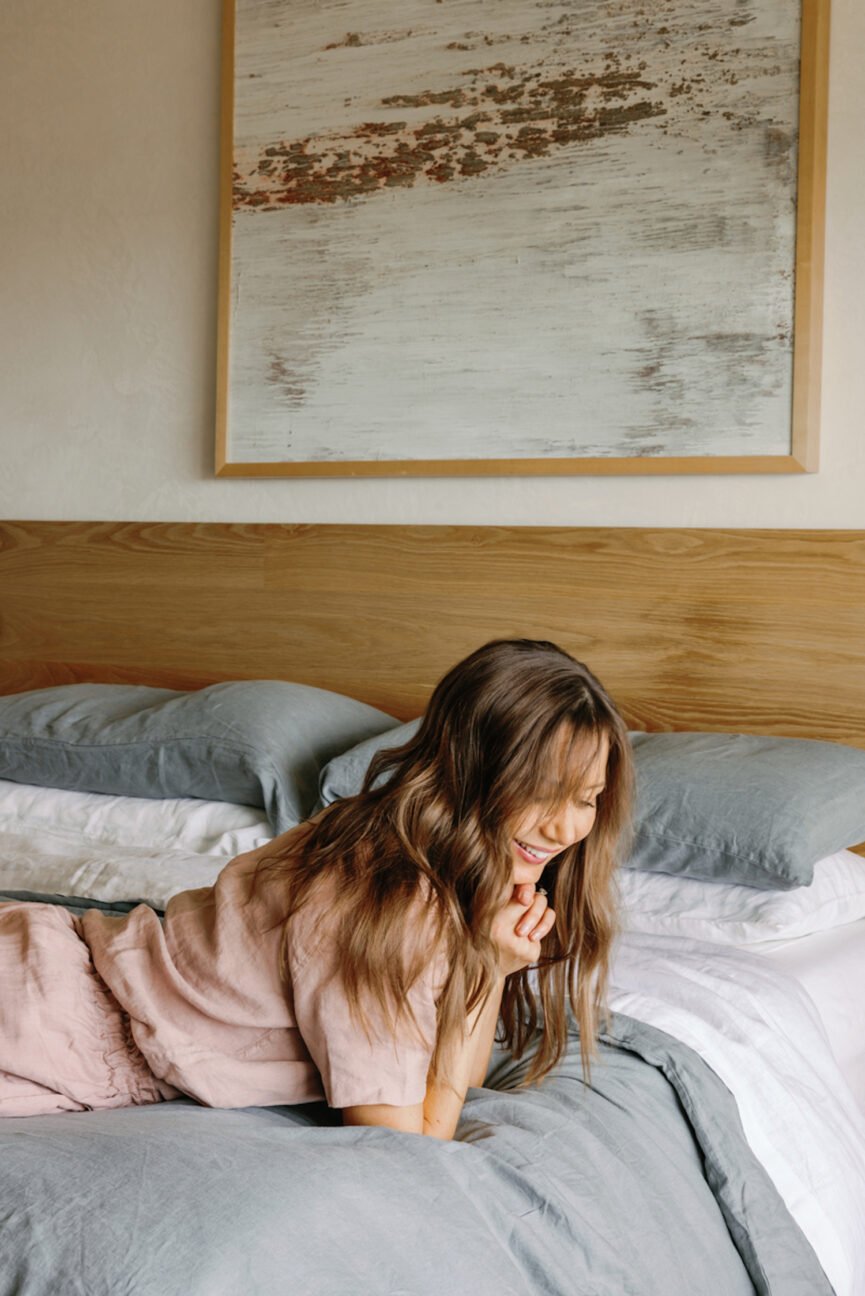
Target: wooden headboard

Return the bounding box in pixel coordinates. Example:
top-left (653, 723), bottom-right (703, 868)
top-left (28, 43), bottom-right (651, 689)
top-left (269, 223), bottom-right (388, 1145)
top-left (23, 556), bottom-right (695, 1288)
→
top-left (1, 522), bottom-right (864, 748)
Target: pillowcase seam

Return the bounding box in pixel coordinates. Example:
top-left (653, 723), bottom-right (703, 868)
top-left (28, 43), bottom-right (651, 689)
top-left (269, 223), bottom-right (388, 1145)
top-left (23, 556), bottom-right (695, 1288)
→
top-left (634, 823), bottom-right (799, 882)
top-left (630, 898), bottom-right (865, 933)
top-left (0, 734), bottom-right (272, 757)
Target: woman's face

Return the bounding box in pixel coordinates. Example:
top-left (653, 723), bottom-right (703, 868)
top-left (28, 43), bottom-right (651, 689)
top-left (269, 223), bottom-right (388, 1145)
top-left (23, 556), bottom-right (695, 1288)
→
top-left (509, 732), bottom-right (609, 887)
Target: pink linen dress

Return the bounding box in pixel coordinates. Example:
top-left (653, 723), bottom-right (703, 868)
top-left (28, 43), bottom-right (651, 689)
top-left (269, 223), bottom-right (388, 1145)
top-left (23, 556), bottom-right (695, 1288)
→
top-left (0, 838), bottom-right (445, 1118)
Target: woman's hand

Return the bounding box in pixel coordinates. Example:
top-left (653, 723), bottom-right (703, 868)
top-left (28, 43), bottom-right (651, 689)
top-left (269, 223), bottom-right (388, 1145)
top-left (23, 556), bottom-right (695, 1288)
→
top-left (490, 883), bottom-right (556, 978)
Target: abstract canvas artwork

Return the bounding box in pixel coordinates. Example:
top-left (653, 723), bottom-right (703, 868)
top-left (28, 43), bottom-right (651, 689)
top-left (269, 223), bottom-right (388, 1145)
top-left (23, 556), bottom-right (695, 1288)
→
top-left (216, 0), bottom-right (828, 476)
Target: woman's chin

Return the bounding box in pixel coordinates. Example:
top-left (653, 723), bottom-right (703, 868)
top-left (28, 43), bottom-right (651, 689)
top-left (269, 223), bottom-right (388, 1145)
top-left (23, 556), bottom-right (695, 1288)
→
top-left (512, 865), bottom-right (545, 888)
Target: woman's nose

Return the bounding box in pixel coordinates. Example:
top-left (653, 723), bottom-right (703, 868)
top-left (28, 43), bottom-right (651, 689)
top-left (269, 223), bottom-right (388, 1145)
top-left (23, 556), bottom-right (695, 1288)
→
top-left (541, 802), bottom-right (581, 846)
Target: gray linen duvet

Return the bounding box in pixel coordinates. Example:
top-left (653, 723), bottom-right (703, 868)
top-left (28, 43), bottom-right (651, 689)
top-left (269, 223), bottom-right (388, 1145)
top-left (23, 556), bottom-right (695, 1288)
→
top-left (0, 894), bottom-right (832, 1296)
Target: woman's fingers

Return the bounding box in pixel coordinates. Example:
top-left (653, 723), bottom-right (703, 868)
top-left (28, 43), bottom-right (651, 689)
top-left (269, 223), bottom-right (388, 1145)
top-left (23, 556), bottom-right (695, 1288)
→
top-left (515, 890), bottom-right (550, 939)
top-left (528, 908), bottom-right (556, 942)
top-left (492, 886), bottom-right (556, 975)
top-left (514, 883), bottom-right (535, 907)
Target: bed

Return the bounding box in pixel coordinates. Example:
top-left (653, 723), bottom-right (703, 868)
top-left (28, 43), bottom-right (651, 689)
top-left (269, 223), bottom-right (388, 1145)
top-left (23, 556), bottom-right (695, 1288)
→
top-left (1, 520), bottom-right (864, 1296)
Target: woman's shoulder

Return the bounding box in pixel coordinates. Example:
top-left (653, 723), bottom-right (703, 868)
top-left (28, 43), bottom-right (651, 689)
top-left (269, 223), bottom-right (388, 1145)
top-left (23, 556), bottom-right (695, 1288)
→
top-left (218, 818), bottom-right (317, 885)
top-left (287, 865), bottom-right (446, 968)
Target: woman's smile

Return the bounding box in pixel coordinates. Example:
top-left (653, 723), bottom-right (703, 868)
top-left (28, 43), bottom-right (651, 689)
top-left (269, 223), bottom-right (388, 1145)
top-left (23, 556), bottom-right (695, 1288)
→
top-left (509, 733), bottom-right (609, 884)
top-left (513, 838), bottom-right (557, 865)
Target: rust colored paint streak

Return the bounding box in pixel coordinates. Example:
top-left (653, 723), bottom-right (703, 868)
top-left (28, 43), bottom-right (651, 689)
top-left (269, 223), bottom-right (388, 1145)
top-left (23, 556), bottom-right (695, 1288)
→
top-left (324, 30), bottom-right (417, 50)
top-left (267, 356), bottom-right (307, 409)
top-left (232, 64), bottom-right (667, 209)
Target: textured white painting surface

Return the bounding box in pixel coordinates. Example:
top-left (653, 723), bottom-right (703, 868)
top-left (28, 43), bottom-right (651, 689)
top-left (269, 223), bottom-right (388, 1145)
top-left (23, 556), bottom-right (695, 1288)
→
top-left (227, 0), bottom-right (800, 463)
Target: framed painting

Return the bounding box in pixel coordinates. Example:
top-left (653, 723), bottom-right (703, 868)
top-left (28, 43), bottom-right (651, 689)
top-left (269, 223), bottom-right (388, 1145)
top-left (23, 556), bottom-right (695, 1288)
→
top-left (215, 0), bottom-right (829, 478)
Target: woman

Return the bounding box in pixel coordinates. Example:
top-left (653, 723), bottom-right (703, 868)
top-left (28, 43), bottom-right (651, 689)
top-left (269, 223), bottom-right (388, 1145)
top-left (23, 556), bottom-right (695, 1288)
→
top-left (0, 640), bottom-right (632, 1139)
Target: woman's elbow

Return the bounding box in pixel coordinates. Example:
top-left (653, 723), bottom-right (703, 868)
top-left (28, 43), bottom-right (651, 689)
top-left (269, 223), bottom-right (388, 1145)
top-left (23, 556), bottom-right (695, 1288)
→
top-left (340, 1102), bottom-right (426, 1136)
top-left (422, 1116), bottom-right (456, 1140)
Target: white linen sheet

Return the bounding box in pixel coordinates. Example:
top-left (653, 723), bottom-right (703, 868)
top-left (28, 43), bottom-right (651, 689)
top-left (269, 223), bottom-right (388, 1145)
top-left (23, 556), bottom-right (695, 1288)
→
top-left (617, 848), bottom-right (865, 944)
top-left (609, 931), bottom-right (865, 1296)
top-left (754, 919), bottom-right (865, 1118)
top-left (616, 850), bottom-right (865, 1117)
top-left (0, 781), bottom-right (271, 908)
top-left (0, 778), bottom-right (272, 858)
top-left (0, 827), bottom-right (227, 910)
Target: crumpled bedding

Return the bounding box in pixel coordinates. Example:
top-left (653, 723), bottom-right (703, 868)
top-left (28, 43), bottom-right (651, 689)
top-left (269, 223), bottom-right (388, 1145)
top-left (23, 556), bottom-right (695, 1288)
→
top-left (0, 891), bottom-right (834, 1296)
top-left (606, 931), bottom-right (865, 1296)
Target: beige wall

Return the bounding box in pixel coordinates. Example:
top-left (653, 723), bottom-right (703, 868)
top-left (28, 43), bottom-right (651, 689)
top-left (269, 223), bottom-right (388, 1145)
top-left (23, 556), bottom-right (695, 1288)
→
top-left (1, 0), bottom-right (861, 526)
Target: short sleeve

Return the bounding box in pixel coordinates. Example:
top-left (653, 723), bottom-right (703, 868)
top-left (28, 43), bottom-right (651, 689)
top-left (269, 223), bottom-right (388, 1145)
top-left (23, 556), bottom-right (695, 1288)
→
top-left (286, 882), bottom-right (447, 1109)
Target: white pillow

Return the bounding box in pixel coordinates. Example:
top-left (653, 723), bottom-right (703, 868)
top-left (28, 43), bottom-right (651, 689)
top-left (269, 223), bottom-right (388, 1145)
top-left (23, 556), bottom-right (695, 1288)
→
top-left (617, 849), bottom-right (865, 945)
top-left (0, 826), bottom-right (229, 910)
top-left (0, 778), bottom-right (274, 857)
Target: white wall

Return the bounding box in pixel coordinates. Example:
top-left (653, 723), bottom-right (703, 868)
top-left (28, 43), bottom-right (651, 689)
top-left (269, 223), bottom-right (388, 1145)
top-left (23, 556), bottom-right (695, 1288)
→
top-left (1, 0), bottom-right (862, 527)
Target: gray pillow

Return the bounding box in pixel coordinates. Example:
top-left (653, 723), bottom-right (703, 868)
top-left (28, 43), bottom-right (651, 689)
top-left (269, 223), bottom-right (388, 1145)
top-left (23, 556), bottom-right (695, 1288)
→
top-left (0, 682), bottom-right (401, 835)
top-left (318, 719), bottom-right (420, 809)
top-left (318, 724), bottom-right (865, 890)
top-left (628, 731), bottom-right (865, 890)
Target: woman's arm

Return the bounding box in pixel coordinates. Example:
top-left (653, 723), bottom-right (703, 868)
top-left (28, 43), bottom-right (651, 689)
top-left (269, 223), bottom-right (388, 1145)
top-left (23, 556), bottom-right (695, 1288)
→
top-left (468, 973), bottom-right (506, 1088)
top-left (342, 884), bottom-right (554, 1141)
top-left (422, 973), bottom-right (506, 1139)
top-left (341, 977), bottom-right (504, 1140)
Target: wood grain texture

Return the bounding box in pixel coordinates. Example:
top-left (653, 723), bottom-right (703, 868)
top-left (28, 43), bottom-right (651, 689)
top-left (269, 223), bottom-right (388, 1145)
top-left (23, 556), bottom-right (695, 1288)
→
top-left (1, 522), bottom-right (864, 749)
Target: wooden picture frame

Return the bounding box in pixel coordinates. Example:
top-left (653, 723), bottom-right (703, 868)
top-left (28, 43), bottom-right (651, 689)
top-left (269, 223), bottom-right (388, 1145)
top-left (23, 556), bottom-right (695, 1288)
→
top-left (215, 0), bottom-right (830, 479)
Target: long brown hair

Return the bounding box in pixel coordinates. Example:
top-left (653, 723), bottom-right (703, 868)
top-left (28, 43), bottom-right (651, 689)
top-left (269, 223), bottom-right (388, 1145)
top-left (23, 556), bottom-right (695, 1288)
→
top-left (258, 640), bottom-right (633, 1092)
